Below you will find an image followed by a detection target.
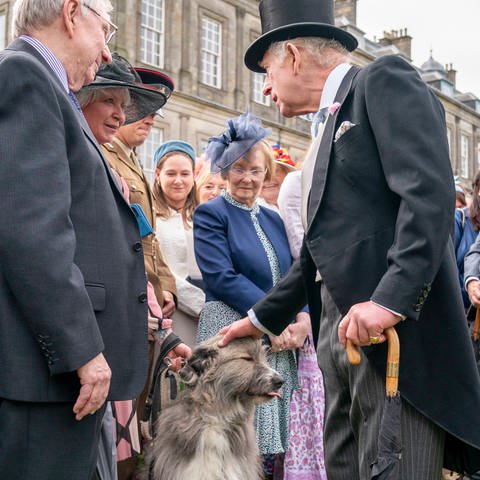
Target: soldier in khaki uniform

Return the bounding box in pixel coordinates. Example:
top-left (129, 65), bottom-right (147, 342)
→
top-left (101, 68), bottom-right (179, 480)
top-left (103, 132), bottom-right (176, 313)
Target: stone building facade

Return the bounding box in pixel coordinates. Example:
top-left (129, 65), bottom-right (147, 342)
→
top-left (1, 0), bottom-right (478, 185)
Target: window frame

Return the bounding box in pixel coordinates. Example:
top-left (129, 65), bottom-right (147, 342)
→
top-left (199, 15), bottom-right (222, 89)
top-left (0, 4), bottom-right (8, 51)
top-left (460, 133), bottom-right (471, 179)
top-left (139, 0), bottom-right (165, 68)
top-left (138, 126), bottom-right (164, 184)
top-left (252, 72), bottom-right (270, 106)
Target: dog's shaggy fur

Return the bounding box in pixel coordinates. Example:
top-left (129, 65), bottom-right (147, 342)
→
top-left (145, 335), bottom-right (283, 480)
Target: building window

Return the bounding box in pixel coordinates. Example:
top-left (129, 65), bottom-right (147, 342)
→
top-left (140, 0), bottom-right (164, 67)
top-left (138, 126), bottom-right (164, 184)
top-left (446, 127), bottom-right (452, 160)
top-left (0, 8), bottom-right (6, 50)
top-left (200, 16), bottom-right (221, 88)
top-left (477, 141), bottom-right (480, 172)
top-left (252, 72), bottom-right (270, 106)
top-left (460, 134), bottom-right (470, 178)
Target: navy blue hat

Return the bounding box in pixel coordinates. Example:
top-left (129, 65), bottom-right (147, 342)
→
top-left (154, 140), bottom-right (196, 167)
top-left (245, 0), bottom-right (358, 73)
top-left (207, 111), bottom-right (271, 173)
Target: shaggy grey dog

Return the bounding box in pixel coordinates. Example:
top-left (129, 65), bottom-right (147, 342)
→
top-left (145, 335), bottom-right (283, 480)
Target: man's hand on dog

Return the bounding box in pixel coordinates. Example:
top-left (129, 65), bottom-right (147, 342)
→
top-left (218, 317), bottom-right (263, 347)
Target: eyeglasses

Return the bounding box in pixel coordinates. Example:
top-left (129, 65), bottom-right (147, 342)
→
top-left (83, 3), bottom-right (118, 44)
top-left (229, 166), bottom-right (266, 179)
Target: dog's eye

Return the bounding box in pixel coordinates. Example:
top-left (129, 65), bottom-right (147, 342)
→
top-left (239, 356), bottom-right (254, 362)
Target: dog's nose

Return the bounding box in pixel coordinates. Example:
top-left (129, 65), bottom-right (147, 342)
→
top-left (272, 373), bottom-right (284, 390)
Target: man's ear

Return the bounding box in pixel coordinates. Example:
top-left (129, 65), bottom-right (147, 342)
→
top-left (285, 42), bottom-right (302, 75)
top-left (63, 0), bottom-right (80, 38)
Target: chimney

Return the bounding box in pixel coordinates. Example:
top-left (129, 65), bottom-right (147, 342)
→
top-left (378, 28), bottom-right (412, 61)
top-left (446, 63), bottom-right (457, 87)
top-left (334, 0), bottom-right (358, 26)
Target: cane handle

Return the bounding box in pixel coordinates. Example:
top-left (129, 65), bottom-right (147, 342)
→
top-left (346, 327), bottom-right (400, 396)
top-left (346, 339), bottom-right (361, 365)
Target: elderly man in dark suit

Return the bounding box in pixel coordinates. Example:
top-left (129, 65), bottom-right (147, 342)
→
top-left (0, 1), bottom-right (150, 479)
top-left (219, 0), bottom-right (480, 478)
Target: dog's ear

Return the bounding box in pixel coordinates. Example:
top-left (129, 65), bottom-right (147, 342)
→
top-left (180, 346), bottom-right (218, 385)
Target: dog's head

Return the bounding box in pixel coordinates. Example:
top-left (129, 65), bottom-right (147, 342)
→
top-left (179, 336), bottom-right (283, 405)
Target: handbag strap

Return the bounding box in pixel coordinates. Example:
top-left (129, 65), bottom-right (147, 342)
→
top-left (143, 332), bottom-right (182, 422)
top-left (151, 333), bottom-right (182, 381)
top-left (159, 332), bottom-right (182, 358)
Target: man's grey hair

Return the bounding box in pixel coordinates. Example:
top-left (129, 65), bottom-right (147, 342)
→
top-left (12, 0), bottom-right (113, 38)
top-left (267, 37), bottom-right (349, 69)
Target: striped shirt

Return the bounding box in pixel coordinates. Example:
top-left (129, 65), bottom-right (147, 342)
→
top-left (19, 35), bottom-right (69, 92)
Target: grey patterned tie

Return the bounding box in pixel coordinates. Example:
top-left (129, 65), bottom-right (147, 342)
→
top-left (68, 90), bottom-right (82, 112)
top-left (310, 107), bottom-right (329, 138)
top-left (301, 123), bottom-right (326, 230)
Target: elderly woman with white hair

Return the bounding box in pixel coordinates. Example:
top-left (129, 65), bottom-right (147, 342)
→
top-left (77, 54), bottom-right (191, 480)
top-left (193, 111), bottom-right (310, 479)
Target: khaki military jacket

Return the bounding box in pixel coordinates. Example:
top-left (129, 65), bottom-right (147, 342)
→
top-left (102, 138), bottom-right (177, 305)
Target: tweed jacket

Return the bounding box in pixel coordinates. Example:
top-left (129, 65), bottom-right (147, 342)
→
top-left (253, 55), bottom-right (480, 472)
top-left (0, 39), bottom-right (149, 402)
top-left (102, 138), bottom-right (177, 305)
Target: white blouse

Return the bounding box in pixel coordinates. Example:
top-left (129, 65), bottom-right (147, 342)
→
top-left (155, 209), bottom-right (205, 317)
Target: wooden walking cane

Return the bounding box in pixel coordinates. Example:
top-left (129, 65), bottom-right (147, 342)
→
top-left (473, 308), bottom-right (480, 342)
top-left (346, 327), bottom-right (400, 396)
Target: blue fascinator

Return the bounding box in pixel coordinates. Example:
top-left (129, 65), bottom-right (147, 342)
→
top-left (206, 111), bottom-right (271, 173)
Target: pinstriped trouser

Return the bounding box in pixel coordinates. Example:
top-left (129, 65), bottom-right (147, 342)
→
top-left (317, 283), bottom-right (445, 480)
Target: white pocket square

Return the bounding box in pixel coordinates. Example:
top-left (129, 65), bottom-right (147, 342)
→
top-left (334, 121), bottom-right (356, 142)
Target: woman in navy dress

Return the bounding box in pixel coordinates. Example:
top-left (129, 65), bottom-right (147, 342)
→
top-left (193, 111), bottom-right (310, 479)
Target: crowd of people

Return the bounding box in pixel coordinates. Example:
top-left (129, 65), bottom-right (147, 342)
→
top-left (1, 0), bottom-right (480, 480)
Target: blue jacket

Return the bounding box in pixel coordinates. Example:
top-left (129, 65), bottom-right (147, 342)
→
top-left (193, 196), bottom-right (293, 317)
top-left (454, 207), bottom-right (478, 308)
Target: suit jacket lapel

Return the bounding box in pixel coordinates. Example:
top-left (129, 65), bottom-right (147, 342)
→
top-left (8, 38), bottom-right (130, 210)
top-left (307, 66), bottom-right (360, 232)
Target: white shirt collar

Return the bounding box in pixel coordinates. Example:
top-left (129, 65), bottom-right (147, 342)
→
top-left (319, 63), bottom-right (352, 110)
top-left (20, 35), bottom-right (69, 92)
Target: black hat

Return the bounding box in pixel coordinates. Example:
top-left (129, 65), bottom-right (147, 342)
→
top-left (134, 67), bottom-right (175, 93)
top-left (81, 54), bottom-right (173, 124)
top-left (244, 0), bottom-right (358, 73)
top-left (134, 67), bottom-right (175, 118)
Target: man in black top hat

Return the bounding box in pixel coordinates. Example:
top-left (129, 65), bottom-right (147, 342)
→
top-left (219, 0), bottom-right (480, 478)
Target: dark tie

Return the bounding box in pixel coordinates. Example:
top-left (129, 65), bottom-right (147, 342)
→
top-left (310, 107), bottom-right (329, 138)
top-left (68, 90), bottom-right (82, 113)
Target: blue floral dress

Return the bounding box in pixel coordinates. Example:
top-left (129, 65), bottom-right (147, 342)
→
top-left (196, 190), bottom-right (298, 455)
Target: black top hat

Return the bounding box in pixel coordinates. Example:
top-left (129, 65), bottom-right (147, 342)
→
top-left (81, 54), bottom-right (173, 124)
top-left (244, 0), bottom-right (358, 73)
